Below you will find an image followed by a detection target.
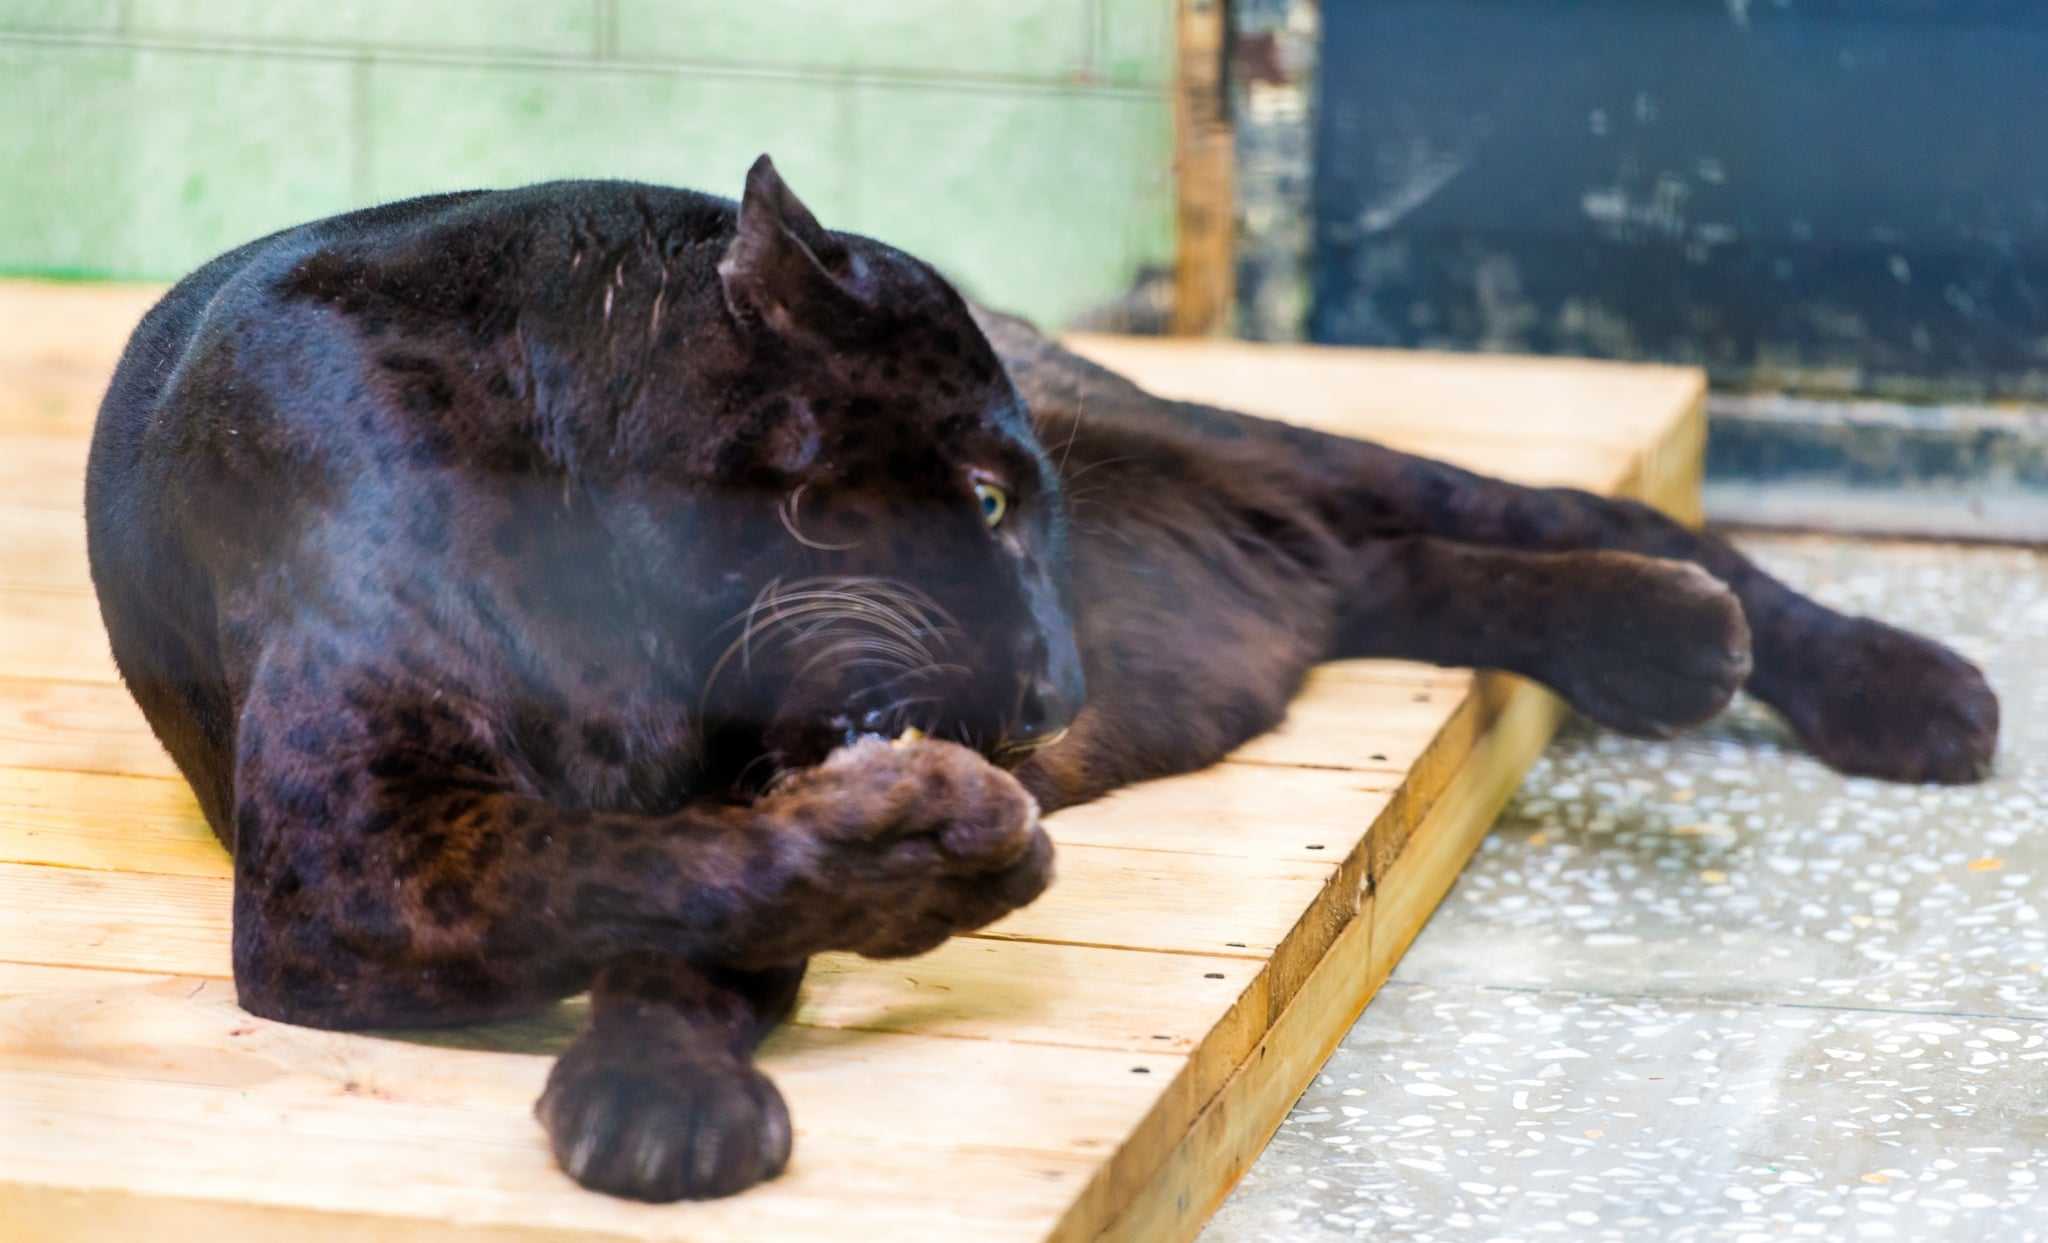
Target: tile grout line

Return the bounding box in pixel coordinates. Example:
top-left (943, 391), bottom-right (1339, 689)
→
top-left (0, 28), bottom-right (1164, 100)
top-left (1087, 0), bottom-right (1103, 82)
top-left (349, 53), bottom-right (371, 206)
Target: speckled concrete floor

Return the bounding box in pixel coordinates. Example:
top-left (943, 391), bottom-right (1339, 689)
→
top-left (1201, 534), bottom-right (2048, 1243)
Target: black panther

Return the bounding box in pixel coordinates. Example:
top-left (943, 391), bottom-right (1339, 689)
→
top-left (85, 156), bottom-right (1996, 1201)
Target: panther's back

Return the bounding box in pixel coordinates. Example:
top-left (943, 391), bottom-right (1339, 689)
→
top-left (84, 193), bottom-right (486, 836)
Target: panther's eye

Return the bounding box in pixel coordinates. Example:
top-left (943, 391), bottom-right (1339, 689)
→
top-left (973, 481), bottom-right (1008, 528)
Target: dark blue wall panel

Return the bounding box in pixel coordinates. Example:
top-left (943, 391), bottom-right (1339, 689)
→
top-left (1311, 1), bottom-right (2048, 399)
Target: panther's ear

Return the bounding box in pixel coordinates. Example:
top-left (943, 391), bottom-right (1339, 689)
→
top-left (718, 154), bottom-right (868, 337)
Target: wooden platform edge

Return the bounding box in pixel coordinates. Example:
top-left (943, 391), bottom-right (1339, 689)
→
top-left (1080, 679), bottom-right (1567, 1243)
top-left (1068, 377), bottom-right (1708, 1243)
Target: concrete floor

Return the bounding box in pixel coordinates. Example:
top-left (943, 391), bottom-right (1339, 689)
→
top-left (1201, 533), bottom-right (2048, 1242)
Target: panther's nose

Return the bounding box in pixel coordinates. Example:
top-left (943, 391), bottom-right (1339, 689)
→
top-left (1010, 673), bottom-right (1077, 749)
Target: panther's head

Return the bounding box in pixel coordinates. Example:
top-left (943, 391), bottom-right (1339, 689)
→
top-left (676, 156), bottom-right (1085, 790)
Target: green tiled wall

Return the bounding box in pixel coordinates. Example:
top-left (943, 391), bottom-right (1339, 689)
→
top-left (0, 1), bottom-right (1175, 326)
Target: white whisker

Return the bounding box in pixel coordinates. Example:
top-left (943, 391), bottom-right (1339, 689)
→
top-left (777, 484), bottom-right (861, 551)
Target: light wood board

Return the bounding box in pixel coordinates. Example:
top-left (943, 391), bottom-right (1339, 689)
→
top-left (0, 280), bottom-right (1706, 1241)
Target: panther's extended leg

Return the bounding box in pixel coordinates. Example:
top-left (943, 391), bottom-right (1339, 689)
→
top-left (1013, 427), bottom-right (1753, 810)
top-left (1015, 404), bottom-right (1988, 788)
top-left (1311, 441), bottom-right (1999, 783)
top-left (1335, 537), bottom-right (1753, 740)
top-left (984, 308), bottom-right (1997, 783)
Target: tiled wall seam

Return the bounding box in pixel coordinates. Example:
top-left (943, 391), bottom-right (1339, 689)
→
top-left (0, 33), bottom-right (1162, 98)
top-left (0, 26), bottom-right (1167, 94)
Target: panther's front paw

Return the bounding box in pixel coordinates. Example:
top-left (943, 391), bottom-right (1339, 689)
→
top-left (1558, 556), bottom-right (1754, 739)
top-left (1770, 616), bottom-right (1998, 784)
top-left (537, 1053), bottom-right (792, 1201)
top-left (753, 737), bottom-right (1054, 960)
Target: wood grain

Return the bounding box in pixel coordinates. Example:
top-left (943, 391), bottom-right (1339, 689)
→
top-left (0, 676), bottom-right (179, 780)
top-left (0, 587), bottom-right (119, 684)
top-left (1066, 332), bottom-right (1705, 492)
top-left (0, 278), bottom-right (1706, 1241)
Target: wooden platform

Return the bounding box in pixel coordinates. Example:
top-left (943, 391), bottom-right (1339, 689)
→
top-left (0, 281), bottom-right (1706, 1242)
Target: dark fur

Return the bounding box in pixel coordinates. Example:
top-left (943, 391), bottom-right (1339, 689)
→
top-left (86, 157), bottom-right (1998, 1202)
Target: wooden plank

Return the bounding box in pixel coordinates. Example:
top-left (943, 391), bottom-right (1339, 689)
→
top-left (0, 586), bottom-right (119, 684)
top-left (1064, 333), bottom-right (1705, 448)
top-left (0, 278), bottom-right (1707, 1243)
top-left (0, 766), bottom-right (217, 878)
top-left (985, 845), bottom-right (1334, 960)
top-left (1064, 336), bottom-right (1700, 493)
top-left (0, 280), bottom-right (162, 376)
top-left (1045, 762), bottom-right (1394, 862)
top-left (0, 433), bottom-right (93, 514)
top-left (0, 676), bottom-right (177, 780)
top-left (0, 861), bottom-right (234, 977)
top-left (0, 1067), bottom-right (1100, 1243)
top-left (1228, 666), bottom-right (1475, 772)
top-left (797, 940), bottom-right (1267, 1066)
top-left (0, 365), bottom-right (107, 437)
top-left (0, 506), bottom-right (93, 593)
